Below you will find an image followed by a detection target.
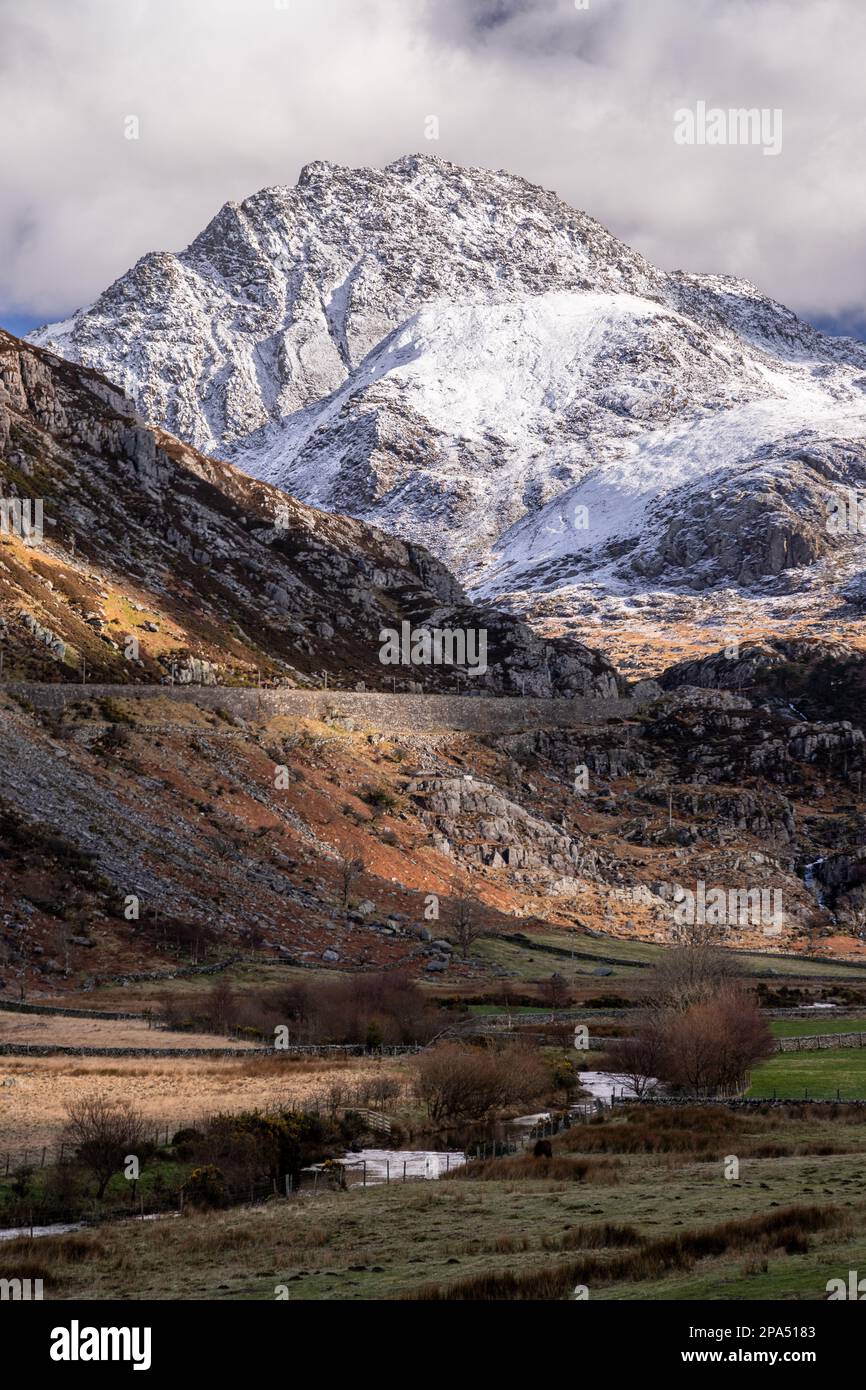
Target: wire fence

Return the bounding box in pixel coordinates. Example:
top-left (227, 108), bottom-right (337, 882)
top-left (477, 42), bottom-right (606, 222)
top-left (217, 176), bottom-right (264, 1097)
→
top-left (0, 1179), bottom-right (281, 1238)
top-left (2, 1125), bottom-right (179, 1177)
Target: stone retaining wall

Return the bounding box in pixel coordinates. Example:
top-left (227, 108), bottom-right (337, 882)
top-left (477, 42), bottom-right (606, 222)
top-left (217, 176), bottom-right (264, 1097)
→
top-left (4, 682), bottom-right (645, 732)
top-left (93, 958), bottom-right (241, 986)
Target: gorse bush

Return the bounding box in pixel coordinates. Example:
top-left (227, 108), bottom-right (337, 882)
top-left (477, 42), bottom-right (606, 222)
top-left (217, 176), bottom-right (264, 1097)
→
top-left (182, 1165), bottom-right (226, 1209)
top-left (360, 786), bottom-right (398, 814)
top-left (184, 1107), bottom-right (338, 1192)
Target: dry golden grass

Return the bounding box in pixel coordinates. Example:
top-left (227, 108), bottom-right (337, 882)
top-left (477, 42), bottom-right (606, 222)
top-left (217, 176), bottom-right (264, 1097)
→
top-left (0, 1009), bottom-right (255, 1051)
top-left (0, 1053), bottom-right (409, 1149)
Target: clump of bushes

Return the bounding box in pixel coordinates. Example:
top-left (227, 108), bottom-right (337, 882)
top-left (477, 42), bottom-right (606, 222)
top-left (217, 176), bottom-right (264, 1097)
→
top-left (360, 786), bottom-right (398, 814)
top-left (163, 970), bottom-right (441, 1046)
top-left (182, 1165), bottom-right (227, 1209)
top-left (183, 1107), bottom-right (339, 1195)
top-left (451, 1153), bottom-right (623, 1185)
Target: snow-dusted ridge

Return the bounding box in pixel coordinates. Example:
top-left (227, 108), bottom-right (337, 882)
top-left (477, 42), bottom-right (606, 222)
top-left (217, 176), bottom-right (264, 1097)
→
top-left (30, 154), bottom-right (866, 621)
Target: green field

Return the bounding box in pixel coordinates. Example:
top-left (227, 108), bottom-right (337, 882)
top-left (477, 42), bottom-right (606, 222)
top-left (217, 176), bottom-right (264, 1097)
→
top-left (748, 1048), bottom-right (866, 1100)
top-left (88, 958), bottom-right (345, 1008)
top-left (473, 929), bottom-right (664, 983)
top-left (770, 1016), bottom-right (866, 1038)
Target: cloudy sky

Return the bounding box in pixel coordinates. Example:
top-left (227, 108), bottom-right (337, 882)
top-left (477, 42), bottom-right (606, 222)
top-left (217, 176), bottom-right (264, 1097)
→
top-left (1, 0), bottom-right (865, 338)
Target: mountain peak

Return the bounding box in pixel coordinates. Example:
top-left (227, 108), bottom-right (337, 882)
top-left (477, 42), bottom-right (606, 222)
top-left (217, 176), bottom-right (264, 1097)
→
top-left (28, 156), bottom-right (866, 650)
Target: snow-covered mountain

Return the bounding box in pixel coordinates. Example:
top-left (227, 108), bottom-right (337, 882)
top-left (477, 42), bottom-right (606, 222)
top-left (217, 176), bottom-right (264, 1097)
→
top-left (31, 155), bottom-right (866, 638)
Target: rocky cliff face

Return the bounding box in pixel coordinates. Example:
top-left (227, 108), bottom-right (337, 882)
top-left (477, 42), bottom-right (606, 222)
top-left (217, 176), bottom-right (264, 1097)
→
top-left (407, 774), bottom-right (585, 876)
top-left (0, 328), bottom-right (619, 695)
top-left (30, 155), bottom-right (866, 634)
top-left (659, 638), bottom-right (866, 728)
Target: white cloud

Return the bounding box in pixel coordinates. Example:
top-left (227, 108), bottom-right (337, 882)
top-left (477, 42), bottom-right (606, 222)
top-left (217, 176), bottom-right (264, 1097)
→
top-left (1, 0), bottom-right (864, 326)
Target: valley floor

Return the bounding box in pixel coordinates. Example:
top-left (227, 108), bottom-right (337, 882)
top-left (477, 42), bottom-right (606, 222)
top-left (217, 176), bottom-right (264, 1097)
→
top-left (8, 1104), bottom-right (865, 1301)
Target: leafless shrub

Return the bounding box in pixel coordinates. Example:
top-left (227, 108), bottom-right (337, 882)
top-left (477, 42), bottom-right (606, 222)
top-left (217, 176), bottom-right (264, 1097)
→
top-left (338, 854), bottom-right (364, 908)
top-left (448, 895), bottom-right (484, 959)
top-left (416, 1043), bottom-right (548, 1124)
top-left (647, 944), bottom-right (742, 1013)
top-left (63, 1094), bottom-right (148, 1199)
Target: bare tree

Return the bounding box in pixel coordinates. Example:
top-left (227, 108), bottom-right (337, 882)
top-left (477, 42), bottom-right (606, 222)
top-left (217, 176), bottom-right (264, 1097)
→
top-left (63, 1095), bottom-right (148, 1199)
top-left (338, 855), bottom-right (365, 909)
top-left (449, 894), bottom-right (483, 959)
top-left (608, 1020), bottom-right (665, 1099)
top-left (671, 911), bottom-right (729, 948)
top-left (208, 980), bottom-right (238, 1034)
top-left (416, 1043), bottom-right (547, 1124)
top-left (541, 971), bottom-right (569, 1010)
top-left (647, 944), bottom-right (742, 1014)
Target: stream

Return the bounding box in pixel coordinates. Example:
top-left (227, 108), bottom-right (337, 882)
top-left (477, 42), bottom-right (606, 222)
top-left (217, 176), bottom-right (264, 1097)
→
top-left (339, 1148), bottom-right (466, 1183)
top-left (0, 1220), bottom-right (84, 1242)
top-left (577, 1070), bottom-right (660, 1104)
top-left (803, 858), bottom-right (827, 907)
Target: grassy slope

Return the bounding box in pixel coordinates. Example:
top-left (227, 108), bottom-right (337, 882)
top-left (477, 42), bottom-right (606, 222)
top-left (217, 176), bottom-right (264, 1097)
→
top-left (474, 928), bottom-right (866, 986)
top-left (11, 1112), bottom-right (866, 1301)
